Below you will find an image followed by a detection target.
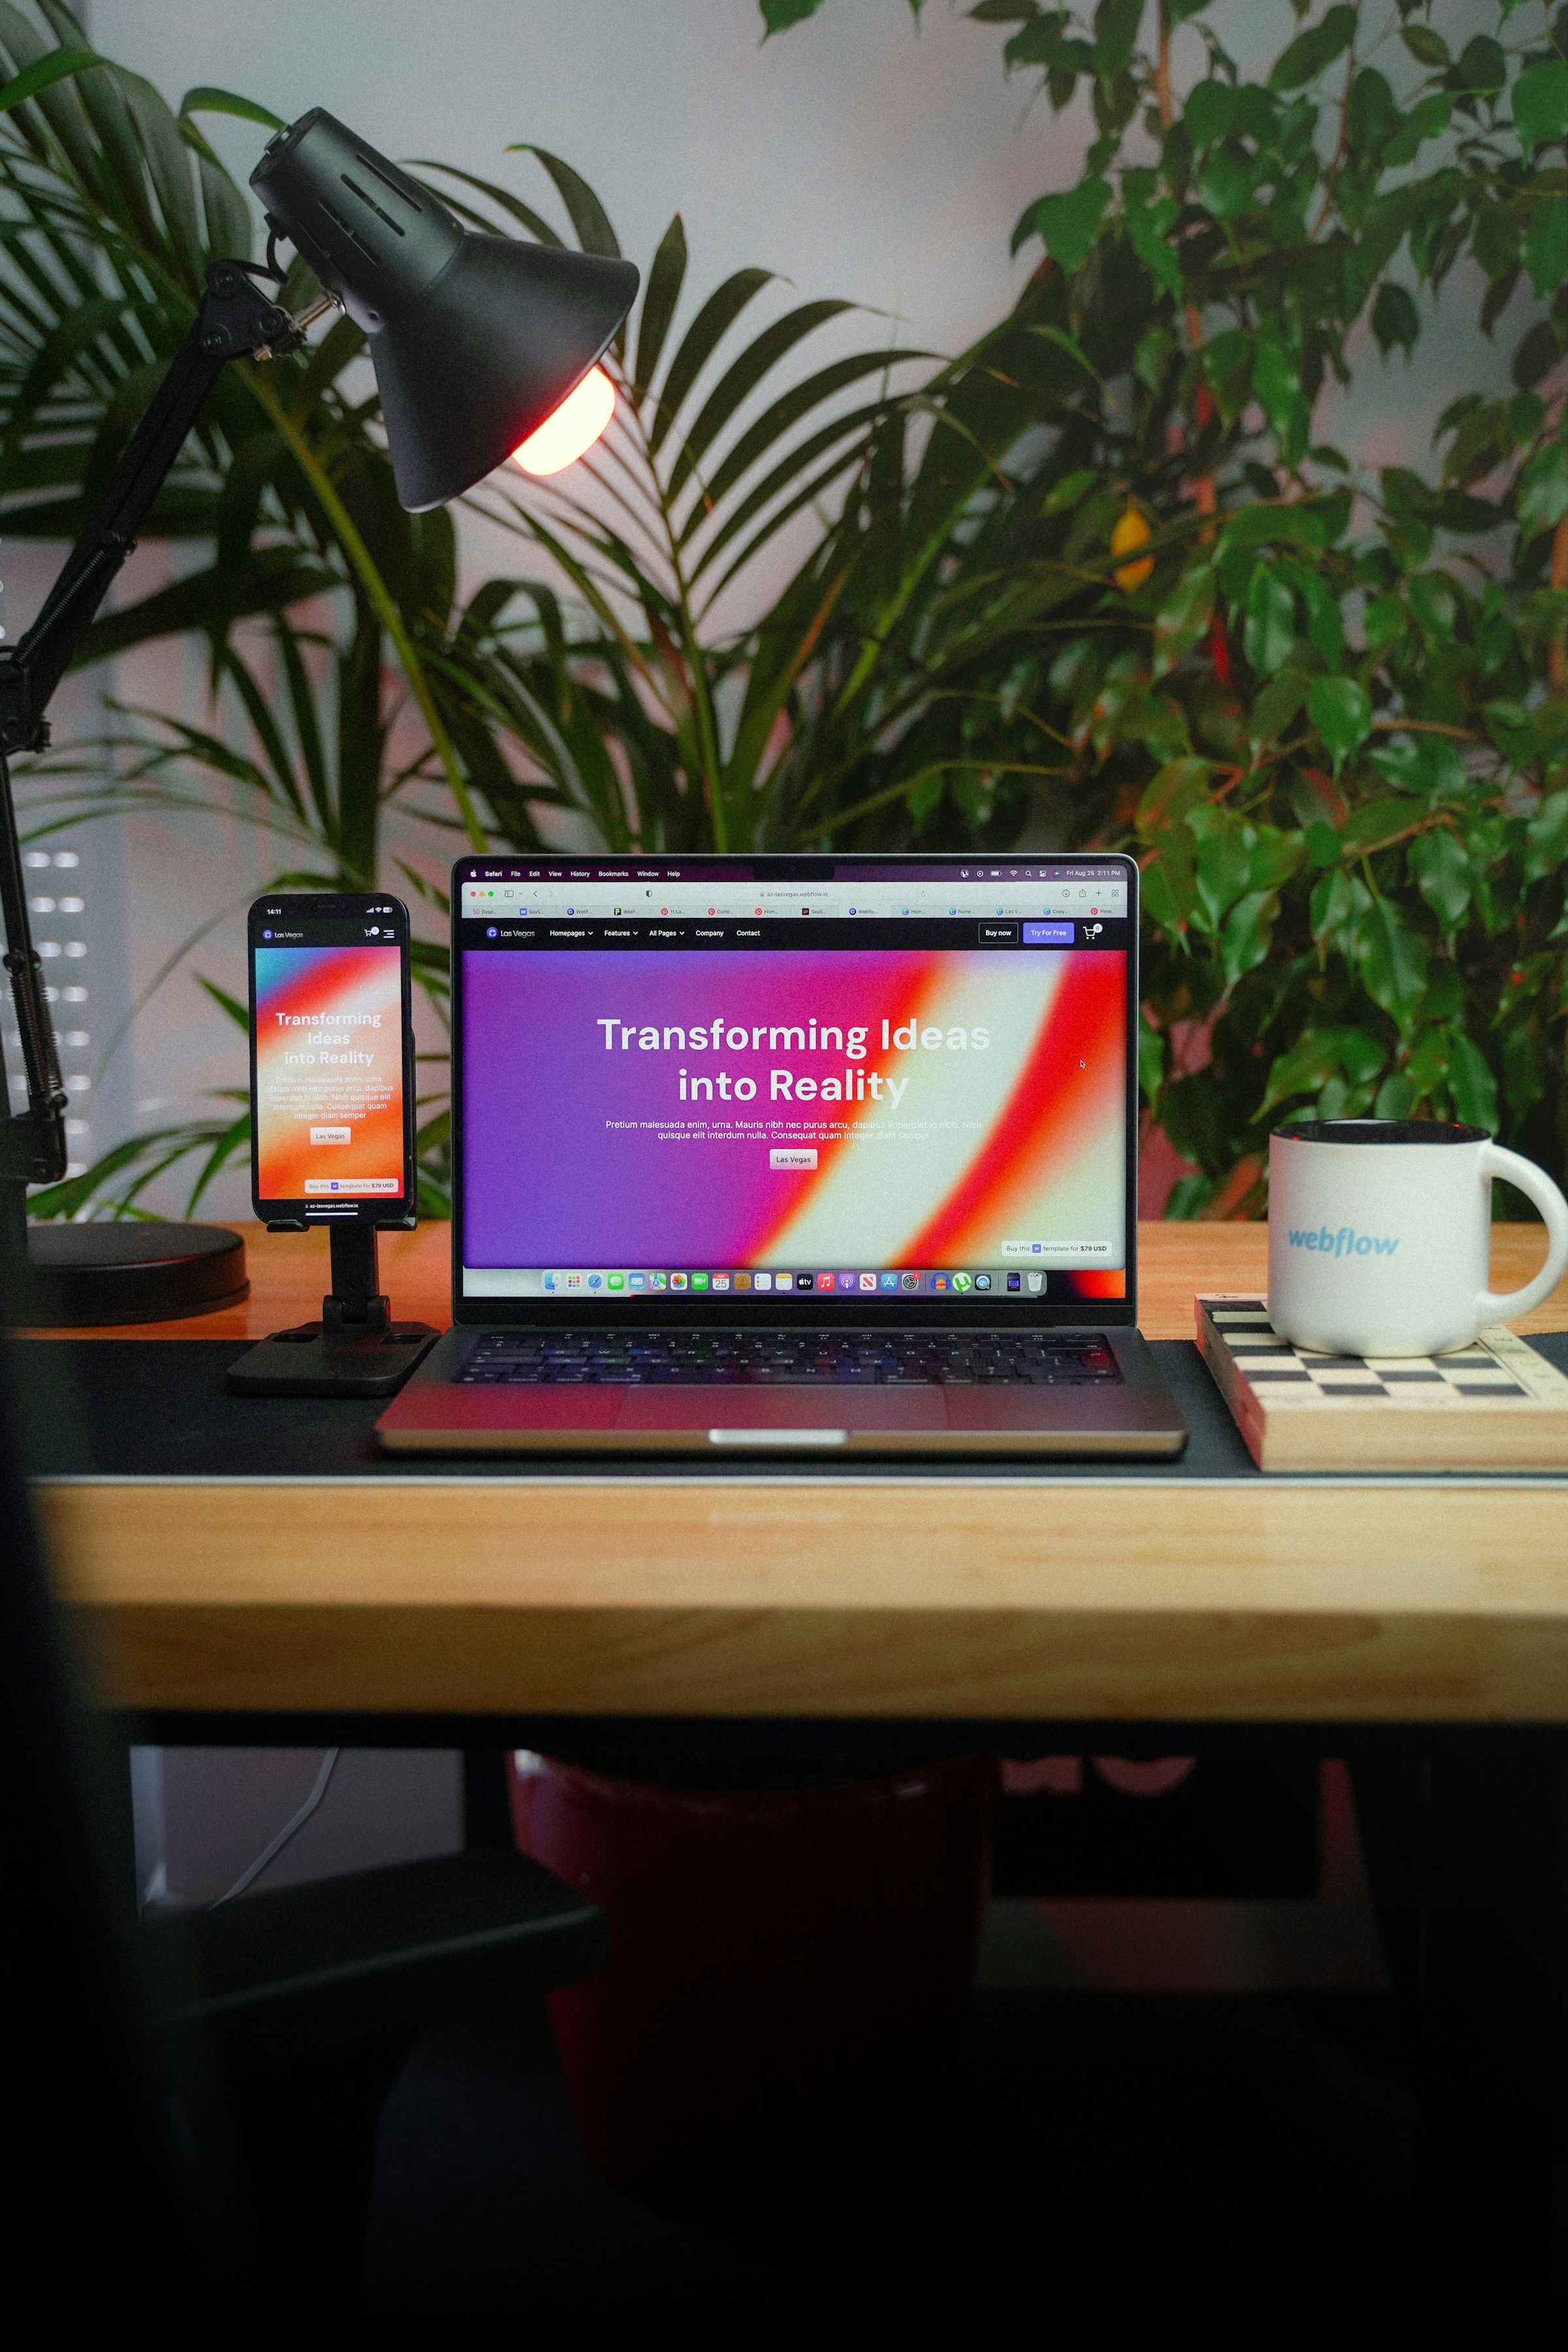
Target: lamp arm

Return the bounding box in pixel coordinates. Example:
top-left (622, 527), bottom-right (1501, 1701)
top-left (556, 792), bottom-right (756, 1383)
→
top-left (0, 261), bottom-right (302, 1197)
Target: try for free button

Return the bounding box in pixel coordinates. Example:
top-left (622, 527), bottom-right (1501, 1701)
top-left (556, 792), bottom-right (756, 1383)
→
top-left (1022, 921), bottom-right (1074, 945)
top-left (770, 1147), bottom-right (817, 1169)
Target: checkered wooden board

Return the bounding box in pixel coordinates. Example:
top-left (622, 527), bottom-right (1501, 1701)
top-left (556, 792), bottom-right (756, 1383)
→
top-left (1195, 1295), bottom-right (1568, 1471)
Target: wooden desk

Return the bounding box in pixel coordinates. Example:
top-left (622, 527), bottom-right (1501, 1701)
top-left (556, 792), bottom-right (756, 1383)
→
top-left (29, 1224), bottom-right (1568, 1731)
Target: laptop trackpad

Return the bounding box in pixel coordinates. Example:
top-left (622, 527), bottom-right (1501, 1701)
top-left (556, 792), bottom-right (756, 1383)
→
top-left (615, 1387), bottom-right (947, 1435)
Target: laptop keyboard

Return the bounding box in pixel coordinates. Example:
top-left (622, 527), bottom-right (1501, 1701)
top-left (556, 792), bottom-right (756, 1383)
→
top-left (458, 1329), bottom-right (1122, 1386)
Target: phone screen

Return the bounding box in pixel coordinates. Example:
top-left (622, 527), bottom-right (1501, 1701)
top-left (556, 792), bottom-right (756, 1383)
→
top-left (250, 894), bottom-right (412, 1216)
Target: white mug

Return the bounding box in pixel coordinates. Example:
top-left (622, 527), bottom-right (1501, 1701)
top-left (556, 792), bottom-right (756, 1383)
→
top-left (1267, 1119), bottom-right (1568, 1357)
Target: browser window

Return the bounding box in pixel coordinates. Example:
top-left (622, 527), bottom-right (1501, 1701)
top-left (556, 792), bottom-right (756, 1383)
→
top-left (451, 857), bottom-right (1135, 1316)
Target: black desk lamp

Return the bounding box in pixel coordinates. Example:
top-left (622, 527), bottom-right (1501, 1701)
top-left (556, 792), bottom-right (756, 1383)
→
top-left (0, 107), bottom-right (636, 1323)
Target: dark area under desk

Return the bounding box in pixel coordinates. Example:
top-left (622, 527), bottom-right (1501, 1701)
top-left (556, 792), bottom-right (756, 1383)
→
top-left (20, 1331), bottom-right (1568, 1484)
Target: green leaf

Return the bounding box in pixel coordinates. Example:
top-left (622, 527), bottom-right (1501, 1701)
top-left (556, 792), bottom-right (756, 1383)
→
top-left (1503, 1022), bottom-right (1546, 1119)
top-left (1483, 700), bottom-right (1545, 769)
top-left (1137, 757), bottom-right (1212, 829)
top-left (1243, 569), bottom-right (1296, 678)
top-left (1141, 826), bottom-right (1196, 930)
top-left (1341, 793), bottom-right (1419, 853)
top-left (1446, 1032), bottom-right (1497, 1132)
top-left (1198, 146), bottom-right (1256, 221)
top-left (1409, 828), bottom-right (1471, 930)
top-left (178, 84), bottom-right (284, 132)
top-left (1525, 790), bottom-right (1568, 881)
top-left (1269, 5), bottom-right (1355, 94)
top-left (1364, 593), bottom-right (1406, 653)
top-left (1152, 564), bottom-right (1215, 678)
top-left (508, 145), bottom-right (621, 257)
top-left (647, 267), bottom-right (773, 455)
top-left (1371, 283), bottom-right (1419, 360)
top-left (1194, 823), bottom-right (1251, 931)
top-left (664, 296), bottom-right (855, 504)
top-left (1511, 59), bottom-right (1568, 154)
top-left (1014, 175), bottom-right (1112, 268)
top-left (1137, 1007), bottom-right (1166, 1109)
top-left (1345, 74), bottom-right (1398, 164)
top-left (1452, 34), bottom-right (1505, 96)
top-left (1092, 0), bottom-right (1143, 77)
top-left (1518, 442), bottom-right (1568, 538)
top-left (1356, 898), bottom-right (1429, 1030)
top-left (1252, 324), bottom-right (1307, 451)
top-left (1523, 197), bottom-right (1568, 302)
top-left (1124, 193), bottom-right (1182, 301)
top-left (633, 212), bottom-right (687, 402)
top-left (1220, 501), bottom-right (1337, 553)
top-left (0, 43), bottom-right (105, 113)
top-left (1250, 670), bottom-right (1306, 745)
top-left (1472, 205), bottom-right (1520, 283)
top-left (1365, 734), bottom-right (1467, 800)
top-left (1513, 321), bottom-right (1561, 392)
top-left (1261, 1032), bottom-right (1346, 1115)
top-left (1311, 868), bottom-right (1371, 953)
top-left (1400, 25), bottom-right (1449, 69)
top-left (1043, 469), bottom-right (1096, 514)
top-left (197, 975), bottom-right (250, 1032)
top-left (1385, 91), bottom-right (1451, 165)
top-left (1306, 675), bottom-right (1371, 772)
top-left (1183, 79), bottom-right (1235, 150)
top-left (760, 0), bottom-right (826, 29)
top-left (1220, 889), bottom-right (1275, 987)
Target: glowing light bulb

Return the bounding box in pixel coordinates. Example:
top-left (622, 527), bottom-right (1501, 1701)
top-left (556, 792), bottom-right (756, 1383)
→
top-left (511, 366), bottom-right (615, 477)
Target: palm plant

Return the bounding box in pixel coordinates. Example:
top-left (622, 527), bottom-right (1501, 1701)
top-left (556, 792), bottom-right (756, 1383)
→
top-left (0, 7), bottom-right (966, 1211)
top-left (18, 0), bottom-right (1445, 1228)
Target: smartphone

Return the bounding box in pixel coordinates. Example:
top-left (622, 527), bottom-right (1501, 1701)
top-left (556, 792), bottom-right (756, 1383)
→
top-left (248, 890), bottom-right (417, 1228)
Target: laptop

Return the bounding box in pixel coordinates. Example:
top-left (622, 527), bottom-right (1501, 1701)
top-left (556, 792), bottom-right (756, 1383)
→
top-left (376, 852), bottom-right (1187, 1457)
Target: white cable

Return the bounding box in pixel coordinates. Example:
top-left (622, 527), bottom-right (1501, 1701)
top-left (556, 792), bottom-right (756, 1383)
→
top-left (210, 1748), bottom-right (340, 1908)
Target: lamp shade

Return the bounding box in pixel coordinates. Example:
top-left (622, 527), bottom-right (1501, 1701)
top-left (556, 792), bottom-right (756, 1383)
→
top-left (252, 110), bottom-right (638, 512)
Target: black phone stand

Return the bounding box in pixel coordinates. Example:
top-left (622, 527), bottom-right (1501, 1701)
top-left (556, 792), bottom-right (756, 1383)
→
top-left (227, 1222), bottom-right (438, 1398)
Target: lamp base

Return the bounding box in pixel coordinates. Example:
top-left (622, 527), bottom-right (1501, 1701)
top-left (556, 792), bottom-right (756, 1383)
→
top-left (24, 1222), bottom-right (249, 1326)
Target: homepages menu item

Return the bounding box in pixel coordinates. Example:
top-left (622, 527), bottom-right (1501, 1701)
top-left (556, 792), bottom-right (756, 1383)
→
top-left (255, 941), bottom-right (405, 1201)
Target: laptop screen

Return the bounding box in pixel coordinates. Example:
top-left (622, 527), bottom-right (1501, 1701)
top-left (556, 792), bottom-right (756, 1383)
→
top-left (451, 855), bottom-right (1136, 1322)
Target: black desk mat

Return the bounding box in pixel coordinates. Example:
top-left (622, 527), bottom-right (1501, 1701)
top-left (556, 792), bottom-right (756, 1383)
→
top-left (19, 1331), bottom-right (1568, 1484)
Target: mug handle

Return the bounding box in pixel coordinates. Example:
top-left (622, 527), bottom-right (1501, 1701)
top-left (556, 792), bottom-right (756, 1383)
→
top-left (1477, 1143), bottom-right (1568, 1323)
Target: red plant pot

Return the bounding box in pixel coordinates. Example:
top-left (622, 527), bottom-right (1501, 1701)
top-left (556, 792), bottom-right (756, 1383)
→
top-left (510, 1750), bottom-right (997, 2215)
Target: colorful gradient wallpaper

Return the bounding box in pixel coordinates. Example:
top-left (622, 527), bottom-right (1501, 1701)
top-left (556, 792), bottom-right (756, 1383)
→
top-left (461, 949), bottom-right (1126, 1278)
top-left (254, 943), bottom-right (404, 1201)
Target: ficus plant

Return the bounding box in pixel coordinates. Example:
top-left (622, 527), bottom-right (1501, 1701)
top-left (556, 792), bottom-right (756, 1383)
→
top-left (766, 0), bottom-right (1568, 1217)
